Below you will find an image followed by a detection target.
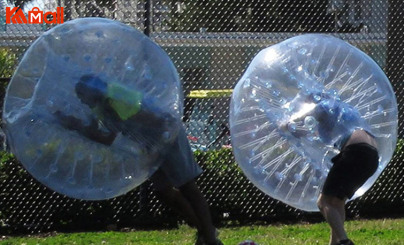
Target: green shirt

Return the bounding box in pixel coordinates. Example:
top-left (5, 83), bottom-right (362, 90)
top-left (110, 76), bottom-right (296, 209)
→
top-left (104, 83), bottom-right (143, 120)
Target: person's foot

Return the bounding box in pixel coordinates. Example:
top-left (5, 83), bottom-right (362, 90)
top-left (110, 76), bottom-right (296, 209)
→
top-left (337, 239), bottom-right (354, 245)
top-left (195, 229), bottom-right (223, 245)
top-left (195, 233), bottom-right (204, 245)
top-left (195, 236), bottom-right (223, 245)
top-left (208, 240), bottom-right (224, 245)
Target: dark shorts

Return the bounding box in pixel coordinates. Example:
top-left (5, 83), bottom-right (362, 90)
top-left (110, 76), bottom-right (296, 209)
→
top-left (150, 125), bottom-right (202, 190)
top-left (322, 143), bottom-right (379, 200)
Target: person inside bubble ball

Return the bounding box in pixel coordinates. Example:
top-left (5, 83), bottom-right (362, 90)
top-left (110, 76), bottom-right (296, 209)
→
top-left (283, 91), bottom-right (379, 245)
top-left (55, 74), bottom-right (223, 245)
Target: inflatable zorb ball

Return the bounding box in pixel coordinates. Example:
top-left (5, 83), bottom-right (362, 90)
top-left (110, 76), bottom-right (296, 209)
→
top-left (230, 34), bottom-right (398, 211)
top-left (3, 18), bottom-right (183, 200)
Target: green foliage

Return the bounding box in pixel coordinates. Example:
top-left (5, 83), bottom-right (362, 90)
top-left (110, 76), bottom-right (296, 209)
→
top-left (0, 48), bottom-right (17, 79)
top-left (195, 148), bottom-right (241, 175)
top-left (0, 151), bottom-right (19, 181)
top-left (0, 151), bottom-right (13, 163)
top-left (194, 148), bottom-right (268, 221)
top-left (394, 138), bottom-right (404, 156)
top-left (0, 151), bottom-right (19, 229)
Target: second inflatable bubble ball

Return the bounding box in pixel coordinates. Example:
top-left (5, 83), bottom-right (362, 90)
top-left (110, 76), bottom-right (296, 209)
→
top-left (230, 34), bottom-right (398, 211)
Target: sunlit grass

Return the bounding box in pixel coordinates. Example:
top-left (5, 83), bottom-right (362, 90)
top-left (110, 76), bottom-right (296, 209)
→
top-left (1, 218), bottom-right (403, 245)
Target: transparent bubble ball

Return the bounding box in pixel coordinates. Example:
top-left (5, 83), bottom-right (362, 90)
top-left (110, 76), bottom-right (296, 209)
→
top-left (230, 34), bottom-right (398, 211)
top-left (2, 18), bottom-right (183, 200)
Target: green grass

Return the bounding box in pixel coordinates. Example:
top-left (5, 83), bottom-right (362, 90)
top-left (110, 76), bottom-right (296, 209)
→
top-left (1, 218), bottom-right (403, 245)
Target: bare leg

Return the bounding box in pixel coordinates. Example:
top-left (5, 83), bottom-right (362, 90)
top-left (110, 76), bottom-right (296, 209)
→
top-left (150, 170), bottom-right (201, 229)
top-left (331, 229), bottom-right (339, 245)
top-left (154, 185), bottom-right (201, 229)
top-left (318, 194), bottom-right (348, 245)
top-left (179, 180), bottom-right (218, 244)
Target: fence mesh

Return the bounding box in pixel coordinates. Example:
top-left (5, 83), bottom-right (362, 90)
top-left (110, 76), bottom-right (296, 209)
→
top-left (0, 0), bottom-right (403, 234)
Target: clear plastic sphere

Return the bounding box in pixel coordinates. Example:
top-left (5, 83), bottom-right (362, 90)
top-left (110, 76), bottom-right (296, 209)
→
top-left (2, 18), bottom-right (183, 200)
top-left (230, 34), bottom-right (398, 211)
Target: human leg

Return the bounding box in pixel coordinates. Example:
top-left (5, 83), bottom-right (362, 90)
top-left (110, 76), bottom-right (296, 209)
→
top-left (320, 143), bottom-right (378, 245)
top-left (150, 169), bottom-right (200, 229)
top-left (337, 239), bottom-right (355, 245)
top-left (317, 194), bottom-right (348, 245)
top-left (151, 171), bottom-right (221, 245)
top-left (179, 180), bottom-right (220, 244)
top-left (157, 126), bottom-right (222, 244)
top-left (331, 230), bottom-right (339, 245)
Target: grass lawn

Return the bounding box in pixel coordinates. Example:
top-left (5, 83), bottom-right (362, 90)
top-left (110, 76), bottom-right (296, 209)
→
top-left (0, 218), bottom-right (403, 245)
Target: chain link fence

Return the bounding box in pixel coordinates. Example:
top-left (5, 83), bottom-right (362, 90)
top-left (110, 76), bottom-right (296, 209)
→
top-left (0, 0), bottom-right (403, 234)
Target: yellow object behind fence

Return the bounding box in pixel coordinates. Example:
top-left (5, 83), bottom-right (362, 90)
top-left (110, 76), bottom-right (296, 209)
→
top-left (187, 89), bottom-right (233, 98)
